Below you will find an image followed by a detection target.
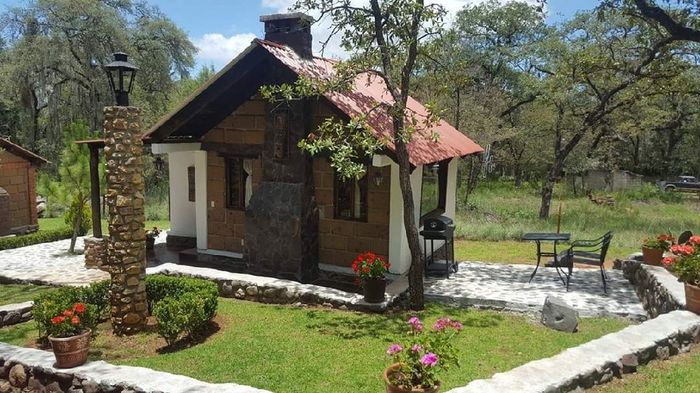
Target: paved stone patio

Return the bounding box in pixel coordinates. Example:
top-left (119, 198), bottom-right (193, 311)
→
top-left (425, 262), bottom-right (646, 319)
top-left (0, 233), bottom-right (167, 286)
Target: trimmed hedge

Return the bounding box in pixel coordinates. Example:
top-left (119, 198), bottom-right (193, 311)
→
top-left (32, 275), bottom-right (218, 347)
top-left (0, 227), bottom-right (73, 251)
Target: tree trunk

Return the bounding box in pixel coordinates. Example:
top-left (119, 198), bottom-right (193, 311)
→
top-left (395, 136), bottom-right (424, 310)
top-left (69, 202), bottom-right (82, 254)
top-left (539, 160), bottom-right (563, 219)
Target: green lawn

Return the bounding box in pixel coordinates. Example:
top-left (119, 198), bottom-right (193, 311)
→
top-left (455, 182), bottom-right (700, 250)
top-left (38, 218), bottom-right (170, 236)
top-left (0, 284), bottom-right (56, 306)
top-left (592, 346), bottom-right (700, 393)
top-left (0, 298), bottom-right (629, 393)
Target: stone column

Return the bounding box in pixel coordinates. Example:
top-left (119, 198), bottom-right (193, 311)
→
top-left (103, 106), bottom-right (148, 335)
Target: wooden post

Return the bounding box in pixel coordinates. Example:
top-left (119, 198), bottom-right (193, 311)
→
top-left (89, 144), bottom-right (102, 238)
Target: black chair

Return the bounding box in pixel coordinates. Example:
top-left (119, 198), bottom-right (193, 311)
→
top-left (559, 231), bottom-right (614, 293)
top-left (679, 230), bottom-right (693, 245)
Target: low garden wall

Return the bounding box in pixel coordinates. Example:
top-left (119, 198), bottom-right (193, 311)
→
top-left (0, 302), bottom-right (32, 328)
top-left (147, 263), bottom-right (407, 312)
top-left (0, 342), bottom-right (270, 393)
top-left (618, 259), bottom-right (686, 318)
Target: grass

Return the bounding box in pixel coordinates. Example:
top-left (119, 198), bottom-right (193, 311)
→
top-left (38, 218), bottom-right (170, 237)
top-left (455, 181), bottom-right (700, 251)
top-left (591, 345), bottom-right (700, 393)
top-left (0, 284), bottom-right (56, 306)
top-left (0, 298), bottom-right (629, 393)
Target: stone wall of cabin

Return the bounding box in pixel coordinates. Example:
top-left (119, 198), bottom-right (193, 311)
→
top-left (314, 158), bottom-right (391, 267)
top-left (0, 150), bottom-right (37, 231)
top-left (204, 97), bottom-right (265, 253)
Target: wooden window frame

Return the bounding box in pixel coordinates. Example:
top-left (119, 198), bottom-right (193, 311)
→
top-left (225, 157), bottom-right (247, 210)
top-left (187, 166), bottom-right (196, 202)
top-left (333, 173), bottom-right (368, 222)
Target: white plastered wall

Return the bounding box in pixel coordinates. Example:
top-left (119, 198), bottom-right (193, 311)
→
top-left (151, 143), bottom-right (205, 245)
top-left (384, 156), bottom-right (459, 275)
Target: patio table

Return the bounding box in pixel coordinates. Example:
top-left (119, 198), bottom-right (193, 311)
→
top-left (522, 232), bottom-right (571, 286)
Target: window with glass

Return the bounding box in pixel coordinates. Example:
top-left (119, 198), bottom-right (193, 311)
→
top-left (334, 174), bottom-right (368, 221)
top-left (420, 160), bottom-right (449, 218)
top-left (225, 158), bottom-right (248, 210)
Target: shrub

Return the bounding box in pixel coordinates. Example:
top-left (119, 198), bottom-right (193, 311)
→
top-left (63, 197), bottom-right (91, 236)
top-left (0, 227), bottom-right (73, 251)
top-left (146, 275), bottom-right (218, 346)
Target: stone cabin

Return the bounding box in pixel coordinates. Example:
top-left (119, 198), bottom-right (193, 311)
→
top-left (144, 13), bottom-right (483, 281)
top-left (0, 138), bottom-right (49, 236)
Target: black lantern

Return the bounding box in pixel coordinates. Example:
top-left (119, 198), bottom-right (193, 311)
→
top-left (105, 52), bottom-right (138, 106)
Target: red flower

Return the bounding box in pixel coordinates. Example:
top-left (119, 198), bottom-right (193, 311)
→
top-left (671, 244), bottom-right (695, 256)
top-left (51, 316), bottom-right (65, 325)
top-left (62, 309), bottom-right (73, 317)
top-left (662, 256), bottom-right (676, 267)
top-left (362, 266), bottom-right (371, 274)
top-left (73, 303), bottom-right (86, 313)
top-left (689, 236), bottom-right (700, 246)
top-left (71, 316), bottom-right (81, 326)
top-left (657, 234), bottom-right (675, 243)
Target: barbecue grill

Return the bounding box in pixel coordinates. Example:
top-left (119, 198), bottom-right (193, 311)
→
top-left (420, 215), bottom-right (457, 278)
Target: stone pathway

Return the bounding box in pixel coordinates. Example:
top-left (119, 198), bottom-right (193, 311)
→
top-left (425, 262), bottom-right (646, 319)
top-left (0, 233), bottom-right (167, 286)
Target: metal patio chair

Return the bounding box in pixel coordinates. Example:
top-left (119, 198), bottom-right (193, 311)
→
top-left (559, 231), bottom-right (614, 293)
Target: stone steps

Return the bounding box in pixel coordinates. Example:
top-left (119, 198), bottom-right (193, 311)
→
top-left (446, 310), bottom-right (700, 393)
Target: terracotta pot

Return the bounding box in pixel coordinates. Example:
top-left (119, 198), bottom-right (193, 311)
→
top-left (685, 283), bottom-right (700, 314)
top-left (383, 363), bottom-right (440, 393)
top-left (49, 329), bottom-right (91, 368)
top-left (642, 247), bottom-right (664, 266)
top-left (362, 277), bottom-right (387, 303)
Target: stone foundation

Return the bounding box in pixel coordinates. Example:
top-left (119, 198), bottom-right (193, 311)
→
top-left (83, 237), bottom-right (107, 270)
top-left (620, 259), bottom-right (685, 318)
top-left (103, 106), bottom-right (148, 335)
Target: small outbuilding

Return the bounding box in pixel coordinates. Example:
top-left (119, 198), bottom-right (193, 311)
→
top-left (0, 138), bottom-right (49, 235)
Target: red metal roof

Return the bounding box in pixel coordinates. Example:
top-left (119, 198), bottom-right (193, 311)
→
top-left (257, 39), bottom-right (483, 166)
top-left (0, 138), bottom-right (49, 166)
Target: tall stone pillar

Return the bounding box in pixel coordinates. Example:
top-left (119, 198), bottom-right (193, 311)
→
top-left (103, 106), bottom-right (148, 335)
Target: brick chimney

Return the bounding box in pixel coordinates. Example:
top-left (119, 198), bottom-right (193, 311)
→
top-left (260, 12), bottom-right (313, 59)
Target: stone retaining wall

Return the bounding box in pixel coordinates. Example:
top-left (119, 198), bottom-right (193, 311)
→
top-left (147, 263), bottom-right (407, 312)
top-left (0, 302), bottom-right (32, 328)
top-left (0, 343), bottom-right (269, 393)
top-left (446, 311), bottom-right (700, 393)
top-left (620, 260), bottom-right (686, 318)
top-left (83, 237), bottom-right (107, 270)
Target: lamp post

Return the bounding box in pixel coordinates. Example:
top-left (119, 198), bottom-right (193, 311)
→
top-left (105, 52), bottom-right (138, 106)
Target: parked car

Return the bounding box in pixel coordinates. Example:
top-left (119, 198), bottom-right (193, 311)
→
top-left (660, 176), bottom-right (700, 192)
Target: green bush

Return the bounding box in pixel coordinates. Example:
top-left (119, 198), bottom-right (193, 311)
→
top-left (0, 227), bottom-right (73, 251)
top-left (63, 198), bottom-right (91, 236)
top-left (146, 275), bottom-right (218, 346)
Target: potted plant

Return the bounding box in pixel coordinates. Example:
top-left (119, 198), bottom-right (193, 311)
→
top-left (642, 234), bottom-right (674, 265)
top-left (662, 235), bottom-right (700, 314)
top-left (384, 316), bottom-right (462, 393)
top-left (47, 303), bottom-right (97, 368)
top-left (352, 251), bottom-right (390, 303)
top-left (146, 227), bottom-right (161, 250)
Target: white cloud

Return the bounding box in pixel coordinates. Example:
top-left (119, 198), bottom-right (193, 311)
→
top-left (192, 32), bottom-right (258, 69)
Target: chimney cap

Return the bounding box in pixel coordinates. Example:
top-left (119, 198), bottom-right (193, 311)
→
top-left (260, 12), bottom-right (314, 23)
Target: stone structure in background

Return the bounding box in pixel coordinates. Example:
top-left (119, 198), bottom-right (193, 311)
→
top-left (83, 237), bottom-right (107, 270)
top-left (103, 106), bottom-right (148, 335)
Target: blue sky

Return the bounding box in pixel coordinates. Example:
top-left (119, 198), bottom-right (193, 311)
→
top-left (1, 0), bottom-right (601, 70)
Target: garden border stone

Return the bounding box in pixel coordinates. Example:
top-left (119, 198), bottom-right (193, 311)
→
top-left (445, 310), bottom-right (700, 393)
top-left (0, 342), bottom-right (270, 393)
top-left (0, 302), bottom-right (32, 328)
top-left (146, 263), bottom-right (408, 312)
top-left (618, 259), bottom-right (686, 317)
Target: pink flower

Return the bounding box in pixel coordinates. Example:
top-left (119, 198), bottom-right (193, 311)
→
top-left (671, 244), bottom-right (695, 256)
top-left (433, 317), bottom-right (450, 331)
top-left (688, 235), bottom-right (700, 245)
top-left (450, 321), bottom-right (464, 331)
top-left (387, 343), bottom-right (403, 355)
top-left (662, 256), bottom-right (676, 267)
top-left (408, 316), bottom-right (424, 332)
top-left (420, 352), bottom-right (439, 367)
top-left (411, 344), bottom-right (423, 353)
